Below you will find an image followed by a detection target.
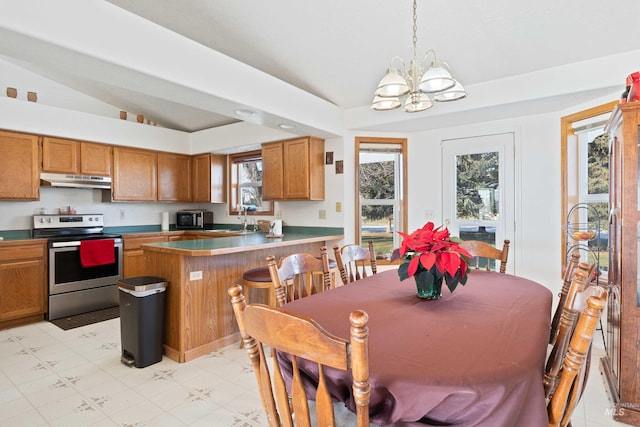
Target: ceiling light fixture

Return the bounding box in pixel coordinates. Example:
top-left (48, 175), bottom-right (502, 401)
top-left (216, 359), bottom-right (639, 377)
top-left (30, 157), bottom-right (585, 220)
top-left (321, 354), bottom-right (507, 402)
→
top-left (372, 0), bottom-right (466, 113)
top-left (278, 123), bottom-right (296, 129)
top-left (234, 109), bottom-right (256, 117)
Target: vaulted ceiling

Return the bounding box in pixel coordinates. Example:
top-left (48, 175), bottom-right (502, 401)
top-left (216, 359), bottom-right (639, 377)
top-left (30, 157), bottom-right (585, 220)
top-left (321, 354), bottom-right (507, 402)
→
top-left (1, 0), bottom-right (639, 135)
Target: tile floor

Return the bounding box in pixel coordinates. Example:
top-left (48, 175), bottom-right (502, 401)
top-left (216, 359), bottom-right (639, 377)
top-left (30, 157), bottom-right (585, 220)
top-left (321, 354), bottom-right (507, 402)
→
top-left (0, 316), bottom-right (630, 426)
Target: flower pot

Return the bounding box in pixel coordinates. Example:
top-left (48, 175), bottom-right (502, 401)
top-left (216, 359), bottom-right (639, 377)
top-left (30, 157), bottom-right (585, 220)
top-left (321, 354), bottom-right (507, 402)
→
top-left (415, 275), bottom-right (443, 300)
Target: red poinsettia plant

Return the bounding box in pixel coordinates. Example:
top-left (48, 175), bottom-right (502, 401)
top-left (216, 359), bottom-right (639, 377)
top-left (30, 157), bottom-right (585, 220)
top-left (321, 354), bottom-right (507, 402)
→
top-left (395, 222), bottom-right (472, 294)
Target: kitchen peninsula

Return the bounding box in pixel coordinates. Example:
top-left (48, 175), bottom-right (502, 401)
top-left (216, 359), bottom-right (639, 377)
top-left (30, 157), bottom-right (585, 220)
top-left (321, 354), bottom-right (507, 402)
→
top-left (139, 229), bottom-right (343, 363)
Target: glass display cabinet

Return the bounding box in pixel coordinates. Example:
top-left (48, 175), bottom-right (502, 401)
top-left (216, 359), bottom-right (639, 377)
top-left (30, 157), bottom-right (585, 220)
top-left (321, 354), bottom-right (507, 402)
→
top-left (600, 101), bottom-right (640, 425)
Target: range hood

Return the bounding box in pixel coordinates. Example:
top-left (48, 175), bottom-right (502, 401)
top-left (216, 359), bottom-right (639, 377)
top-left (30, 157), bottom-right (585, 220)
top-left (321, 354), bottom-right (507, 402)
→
top-left (40, 173), bottom-right (112, 189)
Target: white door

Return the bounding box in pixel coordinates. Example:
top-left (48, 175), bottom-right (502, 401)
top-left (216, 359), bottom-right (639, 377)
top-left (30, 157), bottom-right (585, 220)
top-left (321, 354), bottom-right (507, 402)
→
top-left (442, 133), bottom-right (515, 271)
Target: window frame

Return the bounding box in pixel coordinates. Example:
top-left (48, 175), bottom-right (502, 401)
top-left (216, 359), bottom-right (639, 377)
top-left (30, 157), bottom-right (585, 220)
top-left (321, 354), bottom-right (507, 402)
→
top-left (355, 137), bottom-right (408, 264)
top-left (228, 150), bottom-right (273, 216)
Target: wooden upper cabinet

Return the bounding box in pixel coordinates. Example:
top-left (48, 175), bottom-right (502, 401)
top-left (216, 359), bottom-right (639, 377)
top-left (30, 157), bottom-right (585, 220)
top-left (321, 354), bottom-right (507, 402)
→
top-left (80, 142), bottom-right (111, 176)
top-left (192, 153), bottom-right (227, 203)
top-left (158, 152), bottom-right (192, 202)
top-left (262, 141), bottom-right (284, 200)
top-left (262, 136), bottom-right (324, 200)
top-left (42, 137), bottom-right (79, 174)
top-left (42, 137), bottom-right (111, 176)
top-left (0, 131), bottom-right (39, 200)
top-left (112, 146), bottom-right (157, 201)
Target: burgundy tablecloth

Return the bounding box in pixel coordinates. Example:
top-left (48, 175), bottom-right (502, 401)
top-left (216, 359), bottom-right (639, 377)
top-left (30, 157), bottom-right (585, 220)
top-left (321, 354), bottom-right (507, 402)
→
top-left (277, 269), bottom-right (552, 427)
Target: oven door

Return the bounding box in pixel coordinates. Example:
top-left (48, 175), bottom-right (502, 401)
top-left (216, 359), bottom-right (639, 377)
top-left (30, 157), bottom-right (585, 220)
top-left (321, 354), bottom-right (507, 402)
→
top-left (49, 238), bottom-right (123, 295)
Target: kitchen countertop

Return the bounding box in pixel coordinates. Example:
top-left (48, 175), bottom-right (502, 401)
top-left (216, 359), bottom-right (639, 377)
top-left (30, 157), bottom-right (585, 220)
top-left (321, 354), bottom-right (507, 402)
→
top-left (141, 230), bottom-right (344, 256)
top-left (0, 225), bottom-right (343, 244)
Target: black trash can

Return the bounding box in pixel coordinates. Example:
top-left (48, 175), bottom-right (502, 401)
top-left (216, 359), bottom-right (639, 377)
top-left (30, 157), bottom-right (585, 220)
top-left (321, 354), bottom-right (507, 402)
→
top-left (117, 276), bottom-right (167, 368)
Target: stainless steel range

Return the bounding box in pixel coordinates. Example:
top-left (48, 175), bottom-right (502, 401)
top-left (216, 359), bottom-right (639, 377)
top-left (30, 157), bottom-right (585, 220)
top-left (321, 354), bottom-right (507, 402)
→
top-left (32, 214), bottom-right (123, 320)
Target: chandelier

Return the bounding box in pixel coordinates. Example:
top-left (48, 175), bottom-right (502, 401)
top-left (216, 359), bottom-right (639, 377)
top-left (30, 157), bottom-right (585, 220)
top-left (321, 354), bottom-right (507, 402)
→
top-left (371, 0), bottom-right (466, 113)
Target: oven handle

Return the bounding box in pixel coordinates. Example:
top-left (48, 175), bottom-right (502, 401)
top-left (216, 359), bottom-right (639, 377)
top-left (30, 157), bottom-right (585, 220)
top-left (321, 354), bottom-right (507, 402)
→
top-left (51, 239), bottom-right (122, 248)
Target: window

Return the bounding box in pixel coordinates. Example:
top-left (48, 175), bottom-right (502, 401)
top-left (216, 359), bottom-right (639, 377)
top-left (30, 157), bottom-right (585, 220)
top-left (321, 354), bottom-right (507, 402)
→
top-left (355, 137), bottom-right (407, 262)
top-left (574, 126), bottom-right (609, 271)
top-left (229, 150), bottom-right (273, 215)
top-left (560, 101), bottom-right (617, 273)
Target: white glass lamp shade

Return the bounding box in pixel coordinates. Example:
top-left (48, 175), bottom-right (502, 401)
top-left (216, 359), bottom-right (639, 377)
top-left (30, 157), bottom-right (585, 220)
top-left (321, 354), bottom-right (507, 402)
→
top-left (372, 95), bottom-right (402, 111)
top-left (418, 64), bottom-right (455, 93)
top-left (434, 80), bottom-right (467, 102)
top-left (403, 92), bottom-right (433, 113)
top-left (375, 68), bottom-right (410, 97)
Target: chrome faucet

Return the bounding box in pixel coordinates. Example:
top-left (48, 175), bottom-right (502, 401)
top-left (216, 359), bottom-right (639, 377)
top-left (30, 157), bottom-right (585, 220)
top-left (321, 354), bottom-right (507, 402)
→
top-left (238, 205), bottom-right (248, 231)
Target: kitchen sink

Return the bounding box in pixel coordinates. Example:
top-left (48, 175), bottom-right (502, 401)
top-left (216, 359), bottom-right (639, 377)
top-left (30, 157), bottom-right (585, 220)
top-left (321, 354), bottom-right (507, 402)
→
top-left (205, 229), bottom-right (257, 235)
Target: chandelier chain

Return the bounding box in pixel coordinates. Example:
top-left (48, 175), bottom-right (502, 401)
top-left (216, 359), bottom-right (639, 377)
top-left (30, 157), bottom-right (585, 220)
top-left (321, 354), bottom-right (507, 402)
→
top-left (412, 0), bottom-right (418, 59)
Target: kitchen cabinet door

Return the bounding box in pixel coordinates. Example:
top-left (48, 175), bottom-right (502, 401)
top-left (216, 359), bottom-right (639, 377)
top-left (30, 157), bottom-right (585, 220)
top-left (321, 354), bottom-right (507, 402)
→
top-left (262, 141), bottom-right (284, 200)
top-left (192, 154), bottom-right (227, 203)
top-left (42, 137), bottom-right (80, 174)
top-left (0, 241), bottom-right (47, 327)
top-left (0, 131), bottom-right (39, 200)
top-left (158, 152), bottom-right (192, 202)
top-left (80, 142), bottom-right (111, 176)
top-left (112, 146), bottom-right (157, 201)
top-left (123, 235), bottom-right (168, 278)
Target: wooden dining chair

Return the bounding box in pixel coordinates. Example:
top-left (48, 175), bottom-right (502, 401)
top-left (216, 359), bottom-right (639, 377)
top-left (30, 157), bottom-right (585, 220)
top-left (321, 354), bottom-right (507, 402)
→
top-left (228, 284), bottom-right (371, 427)
top-left (543, 267), bottom-right (607, 426)
top-left (459, 239), bottom-right (510, 273)
top-left (549, 251), bottom-right (583, 345)
top-left (545, 281), bottom-right (607, 426)
top-left (333, 241), bottom-right (377, 284)
top-left (267, 246), bottom-right (333, 306)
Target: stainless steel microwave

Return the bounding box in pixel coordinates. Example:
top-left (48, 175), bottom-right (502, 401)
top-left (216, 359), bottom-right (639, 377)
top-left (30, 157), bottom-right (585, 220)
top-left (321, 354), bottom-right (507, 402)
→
top-left (176, 210), bottom-right (214, 230)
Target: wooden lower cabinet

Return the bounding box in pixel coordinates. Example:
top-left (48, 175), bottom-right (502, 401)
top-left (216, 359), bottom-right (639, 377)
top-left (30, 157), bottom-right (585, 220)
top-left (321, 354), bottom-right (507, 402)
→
top-left (122, 235), bottom-right (168, 278)
top-left (0, 240), bottom-right (47, 328)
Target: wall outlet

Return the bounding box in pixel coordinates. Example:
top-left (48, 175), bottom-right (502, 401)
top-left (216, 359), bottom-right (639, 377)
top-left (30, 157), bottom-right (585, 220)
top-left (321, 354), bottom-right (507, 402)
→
top-left (336, 202), bottom-right (342, 212)
top-left (319, 209), bottom-right (326, 219)
top-left (190, 271), bottom-right (203, 281)
top-left (119, 209), bottom-right (125, 220)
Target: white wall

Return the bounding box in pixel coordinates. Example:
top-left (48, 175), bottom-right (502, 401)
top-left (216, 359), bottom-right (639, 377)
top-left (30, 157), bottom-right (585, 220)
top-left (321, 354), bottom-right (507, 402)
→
top-left (0, 187), bottom-right (212, 230)
top-left (342, 92), bottom-right (619, 301)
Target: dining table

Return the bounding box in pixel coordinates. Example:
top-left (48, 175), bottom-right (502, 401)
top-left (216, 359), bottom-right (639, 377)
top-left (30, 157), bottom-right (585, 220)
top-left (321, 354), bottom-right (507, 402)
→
top-left (276, 268), bottom-right (553, 427)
